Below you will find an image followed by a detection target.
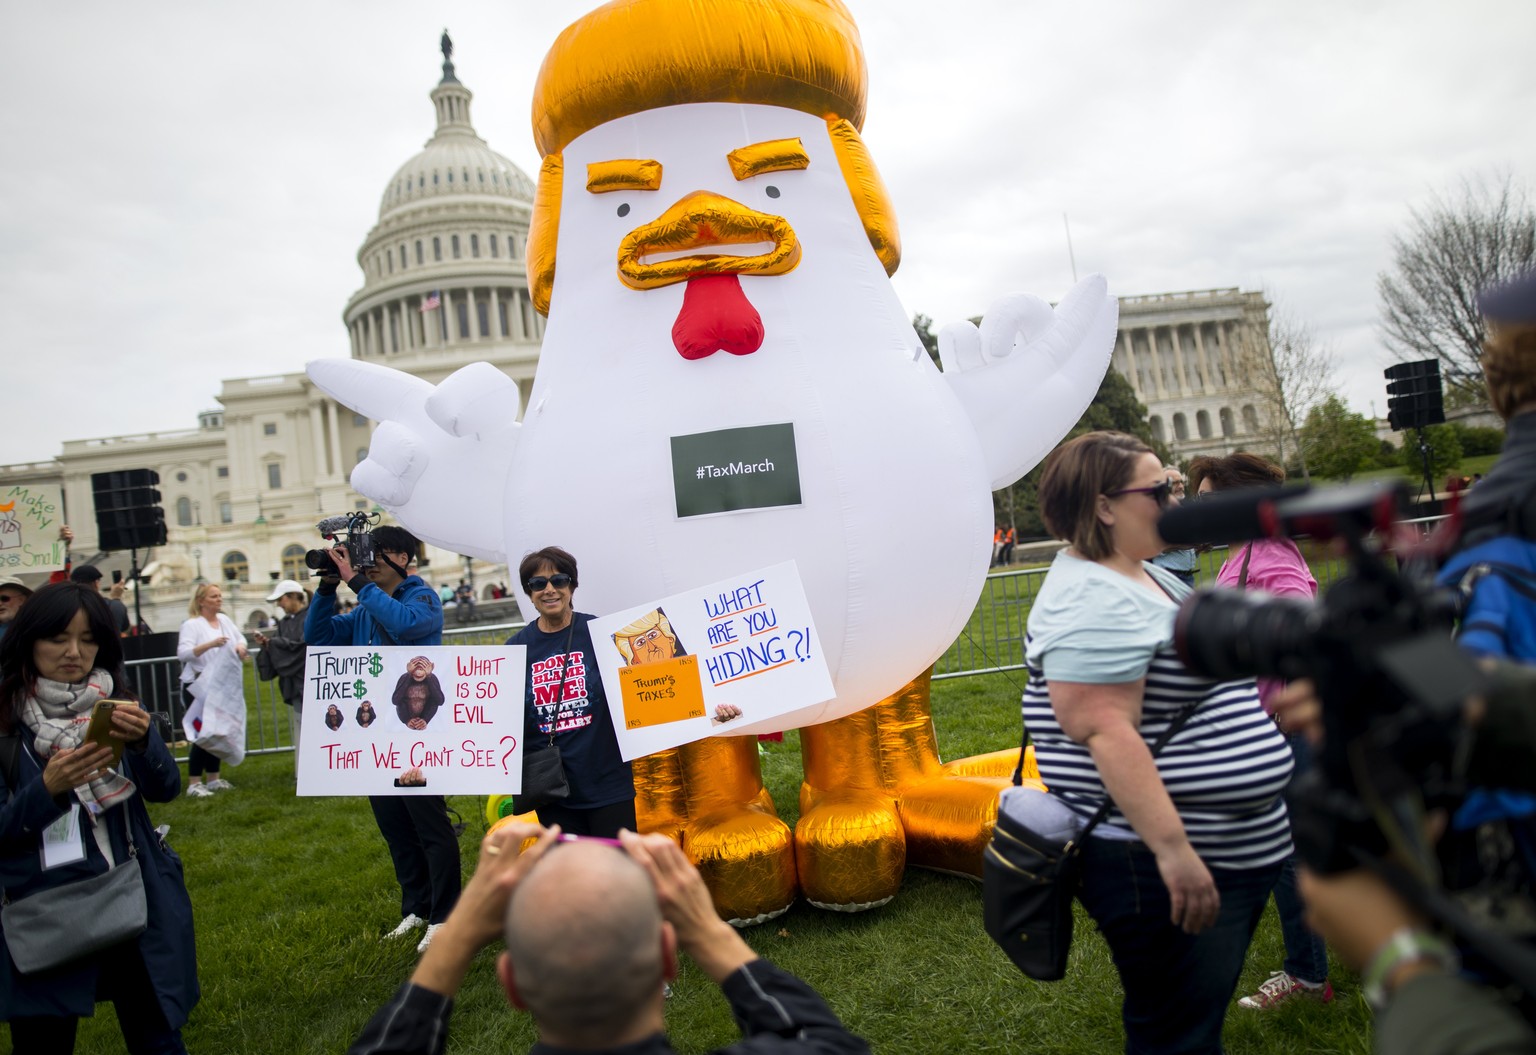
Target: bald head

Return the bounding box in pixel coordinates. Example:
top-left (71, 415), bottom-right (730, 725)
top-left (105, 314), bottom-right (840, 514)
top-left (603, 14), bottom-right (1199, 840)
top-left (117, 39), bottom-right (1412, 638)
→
top-left (504, 841), bottom-right (665, 1042)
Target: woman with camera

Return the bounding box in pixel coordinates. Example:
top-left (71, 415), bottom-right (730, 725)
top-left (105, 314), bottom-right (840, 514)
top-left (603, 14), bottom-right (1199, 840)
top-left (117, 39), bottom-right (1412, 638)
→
top-left (1023, 431), bottom-right (1293, 1054)
top-left (176, 583), bottom-right (248, 798)
top-left (1187, 451), bottom-right (1332, 1011)
top-left (0, 582), bottom-right (198, 1053)
top-left (508, 547), bottom-right (634, 837)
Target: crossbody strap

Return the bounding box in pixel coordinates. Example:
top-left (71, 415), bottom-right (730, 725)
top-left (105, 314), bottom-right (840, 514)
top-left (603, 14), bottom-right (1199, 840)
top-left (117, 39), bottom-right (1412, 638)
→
top-left (546, 621), bottom-right (577, 748)
top-left (1072, 701), bottom-right (1201, 843)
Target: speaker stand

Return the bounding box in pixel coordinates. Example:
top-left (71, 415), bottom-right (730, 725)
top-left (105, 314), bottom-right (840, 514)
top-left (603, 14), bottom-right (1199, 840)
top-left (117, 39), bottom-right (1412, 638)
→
top-left (1415, 428), bottom-right (1438, 505)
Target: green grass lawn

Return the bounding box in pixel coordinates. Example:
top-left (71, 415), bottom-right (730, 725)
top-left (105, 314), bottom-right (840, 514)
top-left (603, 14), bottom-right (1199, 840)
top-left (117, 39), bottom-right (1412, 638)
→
top-left (71, 671), bottom-right (1372, 1054)
top-left (1330, 452), bottom-right (1499, 487)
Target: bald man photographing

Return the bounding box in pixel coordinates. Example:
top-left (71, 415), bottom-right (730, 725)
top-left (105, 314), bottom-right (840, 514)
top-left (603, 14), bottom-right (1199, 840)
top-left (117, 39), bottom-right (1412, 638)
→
top-left (348, 824), bottom-right (868, 1055)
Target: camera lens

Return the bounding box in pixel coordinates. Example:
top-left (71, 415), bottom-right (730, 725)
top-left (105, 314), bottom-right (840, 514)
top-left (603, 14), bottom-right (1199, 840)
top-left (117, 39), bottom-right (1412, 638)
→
top-left (1173, 589), bottom-right (1316, 683)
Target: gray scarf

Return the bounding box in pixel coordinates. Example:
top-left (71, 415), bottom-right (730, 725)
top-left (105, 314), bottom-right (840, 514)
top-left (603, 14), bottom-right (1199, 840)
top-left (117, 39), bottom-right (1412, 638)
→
top-left (20, 671), bottom-right (138, 812)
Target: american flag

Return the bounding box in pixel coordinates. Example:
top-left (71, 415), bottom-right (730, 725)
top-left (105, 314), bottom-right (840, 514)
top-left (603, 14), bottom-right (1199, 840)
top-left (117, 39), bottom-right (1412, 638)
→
top-left (419, 291), bottom-right (441, 312)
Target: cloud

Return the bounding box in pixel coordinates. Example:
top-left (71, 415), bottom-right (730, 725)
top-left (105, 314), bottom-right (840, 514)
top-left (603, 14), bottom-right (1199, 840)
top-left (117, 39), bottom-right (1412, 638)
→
top-left (2, 0), bottom-right (1534, 462)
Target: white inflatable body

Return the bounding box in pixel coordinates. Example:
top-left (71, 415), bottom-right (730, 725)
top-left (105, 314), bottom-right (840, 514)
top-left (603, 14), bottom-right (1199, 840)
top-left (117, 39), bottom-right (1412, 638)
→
top-left (310, 102), bottom-right (1116, 734)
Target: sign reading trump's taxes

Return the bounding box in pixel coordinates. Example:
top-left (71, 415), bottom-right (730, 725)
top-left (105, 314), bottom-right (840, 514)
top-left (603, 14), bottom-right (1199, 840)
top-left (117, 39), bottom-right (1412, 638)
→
top-left (589, 561), bottom-right (833, 760)
top-left (297, 645), bottom-right (525, 796)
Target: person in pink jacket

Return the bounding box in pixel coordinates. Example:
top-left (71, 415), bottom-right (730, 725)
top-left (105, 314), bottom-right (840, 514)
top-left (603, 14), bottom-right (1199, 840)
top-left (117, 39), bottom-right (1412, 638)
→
top-left (1187, 452), bottom-right (1331, 1011)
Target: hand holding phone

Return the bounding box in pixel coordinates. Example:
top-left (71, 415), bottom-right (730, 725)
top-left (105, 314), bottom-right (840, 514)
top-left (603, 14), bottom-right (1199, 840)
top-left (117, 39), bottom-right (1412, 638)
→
top-left (84, 700), bottom-right (126, 765)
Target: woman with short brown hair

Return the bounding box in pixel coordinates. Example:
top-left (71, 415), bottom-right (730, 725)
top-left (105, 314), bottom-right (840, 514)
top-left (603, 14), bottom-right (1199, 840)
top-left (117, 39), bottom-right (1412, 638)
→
top-left (1022, 431), bottom-right (1293, 1053)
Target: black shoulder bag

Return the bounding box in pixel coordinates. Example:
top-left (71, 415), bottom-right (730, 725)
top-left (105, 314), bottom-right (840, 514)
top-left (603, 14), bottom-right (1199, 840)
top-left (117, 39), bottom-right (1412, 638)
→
top-left (514, 621), bottom-right (576, 814)
top-left (983, 701), bottom-right (1200, 981)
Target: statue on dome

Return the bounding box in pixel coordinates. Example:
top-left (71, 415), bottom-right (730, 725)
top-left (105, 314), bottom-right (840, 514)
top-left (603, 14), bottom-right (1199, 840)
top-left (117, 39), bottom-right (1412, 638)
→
top-left (440, 30), bottom-right (453, 64)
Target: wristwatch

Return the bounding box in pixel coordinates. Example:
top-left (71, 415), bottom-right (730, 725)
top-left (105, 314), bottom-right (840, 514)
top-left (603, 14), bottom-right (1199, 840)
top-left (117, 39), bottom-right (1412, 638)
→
top-left (1363, 927), bottom-right (1459, 1011)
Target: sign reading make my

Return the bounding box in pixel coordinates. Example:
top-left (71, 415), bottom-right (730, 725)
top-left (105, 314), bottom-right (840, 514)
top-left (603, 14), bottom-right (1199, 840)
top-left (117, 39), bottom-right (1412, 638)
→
top-left (670, 423), bottom-right (802, 518)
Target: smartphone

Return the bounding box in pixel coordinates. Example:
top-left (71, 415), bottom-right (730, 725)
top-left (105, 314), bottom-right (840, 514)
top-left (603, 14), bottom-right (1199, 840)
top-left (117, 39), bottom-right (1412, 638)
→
top-left (83, 700), bottom-right (128, 765)
top-left (111, 569), bottom-right (123, 585)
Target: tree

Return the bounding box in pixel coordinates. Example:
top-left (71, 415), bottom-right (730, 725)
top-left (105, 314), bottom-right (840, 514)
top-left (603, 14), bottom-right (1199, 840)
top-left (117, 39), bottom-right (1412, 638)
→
top-left (1298, 395), bottom-right (1378, 480)
top-left (1448, 423), bottom-right (1504, 458)
top-left (912, 314), bottom-right (939, 367)
top-left (993, 370), bottom-right (1167, 538)
top-left (1246, 304), bottom-right (1336, 479)
top-left (1377, 173), bottom-right (1536, 397)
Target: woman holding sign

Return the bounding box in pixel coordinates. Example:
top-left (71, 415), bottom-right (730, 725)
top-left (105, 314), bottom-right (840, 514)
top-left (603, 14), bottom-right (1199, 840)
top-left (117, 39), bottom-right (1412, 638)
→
top-left (508, 547), bottom-right (634, 836)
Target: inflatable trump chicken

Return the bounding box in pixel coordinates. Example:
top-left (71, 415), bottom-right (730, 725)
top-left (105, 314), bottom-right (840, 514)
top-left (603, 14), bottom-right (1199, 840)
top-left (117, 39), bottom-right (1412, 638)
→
top-left (310, 0), bottom-right (1116, 922)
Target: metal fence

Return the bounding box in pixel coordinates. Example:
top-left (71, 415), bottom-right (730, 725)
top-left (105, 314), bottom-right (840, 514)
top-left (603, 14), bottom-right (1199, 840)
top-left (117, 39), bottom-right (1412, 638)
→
top-left (138, 514), bottom-right (1444, 755)
top-left (938, 513), bottom-right (1448, 682)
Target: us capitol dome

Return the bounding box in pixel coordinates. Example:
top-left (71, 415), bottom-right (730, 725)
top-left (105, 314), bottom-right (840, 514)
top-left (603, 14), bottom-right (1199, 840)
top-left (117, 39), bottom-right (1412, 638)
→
top-left (342, 34), bottom-right (544, 405)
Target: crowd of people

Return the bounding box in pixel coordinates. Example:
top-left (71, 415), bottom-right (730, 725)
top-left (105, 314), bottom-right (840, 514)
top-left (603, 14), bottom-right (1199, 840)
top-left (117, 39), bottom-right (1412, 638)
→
top-left (3, 275), bottom-right (1536, 1053)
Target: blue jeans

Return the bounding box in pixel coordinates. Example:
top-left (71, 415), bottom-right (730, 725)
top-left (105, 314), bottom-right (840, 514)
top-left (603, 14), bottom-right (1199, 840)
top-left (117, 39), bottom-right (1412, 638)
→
top-left (1274, 735), bottom-right (1328, 983)
top-left (1078, 838), bottom-right (1281, 1055)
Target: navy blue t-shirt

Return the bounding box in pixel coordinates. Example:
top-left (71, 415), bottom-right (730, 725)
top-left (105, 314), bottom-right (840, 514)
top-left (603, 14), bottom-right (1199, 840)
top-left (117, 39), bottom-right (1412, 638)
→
top-left (508, 613), bottom-right (634, 810)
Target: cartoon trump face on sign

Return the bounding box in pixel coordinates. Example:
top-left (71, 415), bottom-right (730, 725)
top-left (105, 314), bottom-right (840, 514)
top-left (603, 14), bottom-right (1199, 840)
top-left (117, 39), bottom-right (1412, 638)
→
top-left (612, 607), bottom-right (687, 666)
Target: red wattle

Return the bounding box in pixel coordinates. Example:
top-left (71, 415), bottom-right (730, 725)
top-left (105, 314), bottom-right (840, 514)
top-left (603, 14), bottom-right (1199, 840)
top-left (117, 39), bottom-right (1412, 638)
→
top-left (671, 273), bottom-right (765, 360)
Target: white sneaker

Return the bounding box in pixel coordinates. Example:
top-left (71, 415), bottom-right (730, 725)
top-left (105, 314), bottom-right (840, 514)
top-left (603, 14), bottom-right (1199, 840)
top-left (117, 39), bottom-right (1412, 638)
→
top-left (384, 914), bottom-right (426, 940)
top-left (416, 923), bottom-right (444, 953)
top-left (205, 778), bottom-right (235, 791)
top-left (186, 783), bottom-right (214, 798)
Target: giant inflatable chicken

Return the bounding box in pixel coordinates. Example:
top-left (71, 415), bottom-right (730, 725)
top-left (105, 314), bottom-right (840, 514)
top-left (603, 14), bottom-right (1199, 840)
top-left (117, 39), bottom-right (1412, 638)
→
top-left (310, 0), bottom-right (1115, 922)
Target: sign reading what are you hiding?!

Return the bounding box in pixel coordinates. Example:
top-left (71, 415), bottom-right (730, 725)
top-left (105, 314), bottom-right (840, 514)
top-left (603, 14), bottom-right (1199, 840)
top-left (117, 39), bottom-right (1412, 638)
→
top-left (670, 422), bottom-right (801, 518)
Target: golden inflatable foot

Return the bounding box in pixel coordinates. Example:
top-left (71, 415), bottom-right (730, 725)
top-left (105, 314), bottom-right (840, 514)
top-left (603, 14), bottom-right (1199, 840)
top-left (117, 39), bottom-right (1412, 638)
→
top-left (794, 784), bottom-right (905, 910)
top-left (636, 737), bottom-right (796, 925)
top-left (799, 668), bottom-right (1012, 908)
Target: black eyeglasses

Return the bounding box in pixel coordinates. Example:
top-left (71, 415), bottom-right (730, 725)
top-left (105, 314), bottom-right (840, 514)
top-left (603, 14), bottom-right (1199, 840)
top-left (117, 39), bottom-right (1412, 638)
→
top-left (1105, 480), bottom-right (1175, 508)
top-left (525, 574), bottom-right (573, 592)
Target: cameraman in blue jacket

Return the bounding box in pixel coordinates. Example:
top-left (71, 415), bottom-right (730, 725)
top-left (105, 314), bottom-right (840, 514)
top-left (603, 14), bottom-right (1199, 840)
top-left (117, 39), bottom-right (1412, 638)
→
top-left (305, 525), bottom-right (461, 952)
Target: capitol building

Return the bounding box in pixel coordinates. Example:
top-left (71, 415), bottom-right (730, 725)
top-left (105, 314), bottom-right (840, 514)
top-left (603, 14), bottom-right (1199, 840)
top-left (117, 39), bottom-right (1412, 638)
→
top-left (0, 42), bottom-right (1279, 631)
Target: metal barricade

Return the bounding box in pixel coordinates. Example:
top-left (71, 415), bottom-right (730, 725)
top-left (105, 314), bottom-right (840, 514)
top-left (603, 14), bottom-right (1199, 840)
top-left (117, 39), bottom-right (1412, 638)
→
top-left (141, 513), bottom-right (1447, 758)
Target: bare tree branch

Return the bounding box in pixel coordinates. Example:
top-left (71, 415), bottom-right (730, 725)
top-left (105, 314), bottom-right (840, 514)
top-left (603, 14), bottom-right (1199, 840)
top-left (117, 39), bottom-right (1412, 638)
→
top-left (1243, 301), bottom-right (1336, 479)
top-left (1377, 172), bottom-right (1536, 395)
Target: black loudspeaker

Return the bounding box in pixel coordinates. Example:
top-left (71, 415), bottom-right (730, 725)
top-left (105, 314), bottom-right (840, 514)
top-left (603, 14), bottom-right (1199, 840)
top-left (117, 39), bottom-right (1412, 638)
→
top-left (1384, 359), bottom-right (1446, 431)
top-left (91, 469), bottom-right (167, 551)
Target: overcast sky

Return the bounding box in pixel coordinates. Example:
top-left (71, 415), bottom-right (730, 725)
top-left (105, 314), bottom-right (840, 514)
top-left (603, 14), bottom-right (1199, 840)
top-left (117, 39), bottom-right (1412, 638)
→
top-left (3, 0), bottom-right (1533, 465)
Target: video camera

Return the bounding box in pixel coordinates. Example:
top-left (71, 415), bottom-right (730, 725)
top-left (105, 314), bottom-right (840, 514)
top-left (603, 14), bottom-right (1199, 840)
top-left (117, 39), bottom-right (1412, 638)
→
top-left (1161, 481), bottom-right (1480, 873)
top-left (1161, 482), bottom-right (1536, 998)
top-left (304, 512), bottom-right (379, 578)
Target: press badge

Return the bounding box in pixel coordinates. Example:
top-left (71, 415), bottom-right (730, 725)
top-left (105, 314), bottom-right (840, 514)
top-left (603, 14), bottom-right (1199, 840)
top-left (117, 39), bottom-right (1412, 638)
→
top-left (41, 803), bottom-right (86, 869)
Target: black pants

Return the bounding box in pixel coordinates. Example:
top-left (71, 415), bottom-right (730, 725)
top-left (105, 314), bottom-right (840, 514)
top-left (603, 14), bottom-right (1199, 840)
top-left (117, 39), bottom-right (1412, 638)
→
top-left (6, 941), bottom-right (185, 1054)
top-left (538, 799), bottom-right (637, 839)
top-left (180, 687), bottom-right (219, 777)
top-left (369, 795), bottom-right (462, 924)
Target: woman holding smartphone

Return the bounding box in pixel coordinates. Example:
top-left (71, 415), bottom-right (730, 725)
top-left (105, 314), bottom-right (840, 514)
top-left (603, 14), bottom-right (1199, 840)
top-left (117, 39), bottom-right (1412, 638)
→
top-left (0, 582), bottom-right (198, 1053)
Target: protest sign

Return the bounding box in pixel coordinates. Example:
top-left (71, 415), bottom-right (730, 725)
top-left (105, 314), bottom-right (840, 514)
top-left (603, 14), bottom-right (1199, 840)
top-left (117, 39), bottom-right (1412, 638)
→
top-left (297, 645), bottom-right (525, 795)
top-left (589, 561), bottom-right (833, 759)
top-left (0, 484), bottom-right (67, 573)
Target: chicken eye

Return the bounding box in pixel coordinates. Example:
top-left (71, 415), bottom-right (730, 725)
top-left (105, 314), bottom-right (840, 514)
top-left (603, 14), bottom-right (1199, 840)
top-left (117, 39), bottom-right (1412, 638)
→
top-left (765, 186), bottom-right (781, 199)
top-left (617, 202), bottom-right (631, 217)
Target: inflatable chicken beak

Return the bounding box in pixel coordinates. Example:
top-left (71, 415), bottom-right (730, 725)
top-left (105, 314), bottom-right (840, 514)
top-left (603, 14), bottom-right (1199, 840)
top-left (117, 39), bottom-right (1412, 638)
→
top-left (617, 191), bottom-right (801, 291)
top-left (620, 190), bottom-right (802, 361)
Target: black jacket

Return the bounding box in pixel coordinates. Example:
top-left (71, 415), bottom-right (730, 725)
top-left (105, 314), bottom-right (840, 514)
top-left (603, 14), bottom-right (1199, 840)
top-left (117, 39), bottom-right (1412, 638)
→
top-left (347, 957), bottom-right (869, 1055)
top-left (256, 605), bottom-right (309, 706)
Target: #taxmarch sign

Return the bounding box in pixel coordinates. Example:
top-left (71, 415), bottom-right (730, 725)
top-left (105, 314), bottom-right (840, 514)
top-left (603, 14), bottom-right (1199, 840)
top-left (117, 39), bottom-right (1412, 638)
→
top-left (589, 561), bottom-right (834, 760)
top-left (297, 645), bottom-right (525, 795)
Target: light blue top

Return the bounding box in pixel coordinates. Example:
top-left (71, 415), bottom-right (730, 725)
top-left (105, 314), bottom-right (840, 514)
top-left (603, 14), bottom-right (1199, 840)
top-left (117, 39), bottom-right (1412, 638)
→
top-left (1151, 547), bottom-right (1200, 574)
top-left (1023, 552), bottom-right (1192, 683)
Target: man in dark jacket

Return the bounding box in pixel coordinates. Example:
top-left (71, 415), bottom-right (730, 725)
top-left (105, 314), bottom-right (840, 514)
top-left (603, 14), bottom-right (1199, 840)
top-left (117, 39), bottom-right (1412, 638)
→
top-left (305, 525), bottom-right (459, 953)
top-left (254, 579), bottom-right (309, 749)
top-left (348, 823), bottom-right (869, 1055)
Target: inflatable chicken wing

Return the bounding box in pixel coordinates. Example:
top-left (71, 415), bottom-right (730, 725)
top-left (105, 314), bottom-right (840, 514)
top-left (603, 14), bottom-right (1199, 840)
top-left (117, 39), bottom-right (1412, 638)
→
top-left (310, 0), bottom-right (1115, 922)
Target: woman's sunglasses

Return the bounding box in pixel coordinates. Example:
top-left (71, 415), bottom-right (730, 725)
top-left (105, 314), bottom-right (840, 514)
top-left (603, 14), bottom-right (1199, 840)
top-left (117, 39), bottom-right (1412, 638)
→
top-left (1105, 480), bottom-right (1175, 508)
top-left (525, 574), bottom-right (573, 592)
